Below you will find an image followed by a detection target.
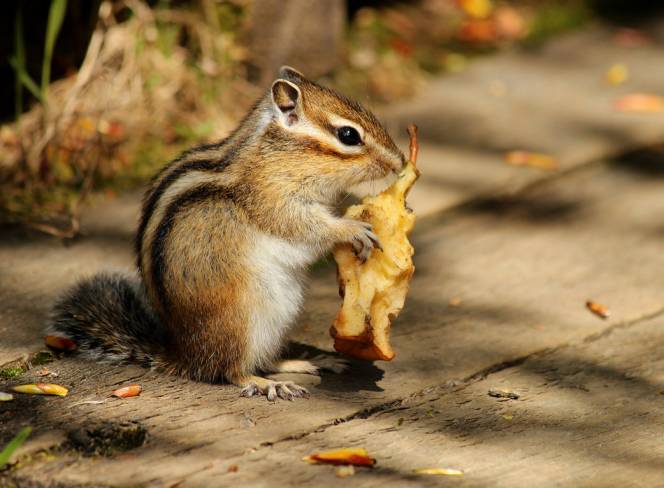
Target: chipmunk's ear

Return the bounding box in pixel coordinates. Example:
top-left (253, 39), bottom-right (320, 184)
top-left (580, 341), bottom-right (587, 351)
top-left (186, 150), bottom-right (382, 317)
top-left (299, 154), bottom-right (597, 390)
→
top-left (271, 79), bottom-right (302, 126)
top-left (278, 66), bottom-right (304, 83)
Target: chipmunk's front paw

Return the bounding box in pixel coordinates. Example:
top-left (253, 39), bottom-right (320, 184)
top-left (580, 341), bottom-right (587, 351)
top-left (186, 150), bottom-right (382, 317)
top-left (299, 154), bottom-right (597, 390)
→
top-left (240, 378), bottom-right (309, 402)
top-left (346, 220), bottom-right (382, 263)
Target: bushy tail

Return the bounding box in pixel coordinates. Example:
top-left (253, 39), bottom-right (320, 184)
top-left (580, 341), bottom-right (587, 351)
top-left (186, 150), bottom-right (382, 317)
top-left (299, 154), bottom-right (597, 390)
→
top-left (48, 272), bottom-right (166, 367)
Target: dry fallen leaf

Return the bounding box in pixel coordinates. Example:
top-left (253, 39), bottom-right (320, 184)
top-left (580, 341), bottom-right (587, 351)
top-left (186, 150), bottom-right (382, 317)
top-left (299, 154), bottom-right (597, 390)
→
top-left (0, 392), bottom-right (13, 402)
top-left (331, 125), bottom-right (420, 361)
top-left (335, 465), bottom-right (356, 478)
top-left (303, 448), bottom-right (376, 467)
top-left (112, 385), bottom-right (142, 398)
top-left (414, 468), bottom-right (464, 476)
top-left (12, 384), bottom-right (68, 397)
top-left (458, 19), bottom-right (497, 43)
top-left (494, 5), bottom-right (526, 40)
top-left (227, 464), bottom-right (239, 473)
top-left (458, 0), bottom-right (493, 19)
top-left (505, 151), bottom-right (558, 171)
top-left (614, 28), bottom-right (651, 48)
top-left (586, 301), bottom-right (610, 319)
top-left (614, 94), bottom-right (664, 113)
top-left (44, 335), bottom-right (77, 351)
top-left (36, 367), bottom-right (58, 378)
top-left (501, 414), bottom-right (514, 420)
top-left (606, 64), bottom-right (629, 86)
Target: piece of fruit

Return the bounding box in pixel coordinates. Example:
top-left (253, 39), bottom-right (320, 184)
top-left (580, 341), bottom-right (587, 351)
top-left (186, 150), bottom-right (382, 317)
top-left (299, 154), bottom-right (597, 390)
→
top-left (303, 448), bottom-right (376, 466)
top-left (331, 125), bottom-right (420, 361)
top-left (12, 384), bottom-right (68, 397)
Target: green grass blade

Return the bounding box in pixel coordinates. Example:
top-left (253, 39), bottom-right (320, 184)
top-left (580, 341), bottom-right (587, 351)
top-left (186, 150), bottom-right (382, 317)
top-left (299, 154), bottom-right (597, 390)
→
top-left (0, 426), bottom-right (32, 469)
top-left (9, 57), bottom-right (43, 102)
top-left (14, 6), bottom-right (25, 118)
top-left (41, 0), bottom-right (68, 97)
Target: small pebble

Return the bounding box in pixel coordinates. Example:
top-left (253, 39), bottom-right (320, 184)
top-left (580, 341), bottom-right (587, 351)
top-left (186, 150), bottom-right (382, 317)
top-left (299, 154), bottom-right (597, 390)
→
top-left (488, 388), bottom-right (520, 400)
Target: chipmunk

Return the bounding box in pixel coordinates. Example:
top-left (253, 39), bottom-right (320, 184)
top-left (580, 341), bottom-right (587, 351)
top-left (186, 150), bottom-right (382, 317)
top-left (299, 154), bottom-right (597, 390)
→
top-left (48, 66), bottom-right (406, 401)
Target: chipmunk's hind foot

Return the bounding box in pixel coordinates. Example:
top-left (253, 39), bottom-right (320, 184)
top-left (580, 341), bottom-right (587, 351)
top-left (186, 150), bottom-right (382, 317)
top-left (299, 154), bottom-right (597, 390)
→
top-left (239, 376), bottom-right (309, 401)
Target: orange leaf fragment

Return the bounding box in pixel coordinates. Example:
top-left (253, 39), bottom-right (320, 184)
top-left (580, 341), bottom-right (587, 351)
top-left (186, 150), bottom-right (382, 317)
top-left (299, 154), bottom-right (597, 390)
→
top-left (12, 383), bottom-right (68, 397)
top-left (586, 300), bottom-right (610, 319)
top-left (44, 335), bottom-right (77, 351)
top-left (614, 94), bottom-right (663, 113)
top-left (112, 385), bottom-right (142, 398)
top-left (303, 448), bottom-right (376, 467)
top-left (505, 151), bottom-right (558, 171)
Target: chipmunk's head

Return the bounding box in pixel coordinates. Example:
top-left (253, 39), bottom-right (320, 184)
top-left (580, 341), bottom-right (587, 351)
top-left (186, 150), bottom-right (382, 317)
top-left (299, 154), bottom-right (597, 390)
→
top-left (265, 66), bottom-right (406, 198)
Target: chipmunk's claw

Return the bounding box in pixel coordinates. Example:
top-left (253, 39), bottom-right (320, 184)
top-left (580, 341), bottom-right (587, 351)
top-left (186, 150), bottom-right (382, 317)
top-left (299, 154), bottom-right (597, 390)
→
top-left (240, 380), bottom-right (309, 401)
top-left (240, 382), bottom-right (259, 397)
top-left (351, 221), bottom-right (381, 263)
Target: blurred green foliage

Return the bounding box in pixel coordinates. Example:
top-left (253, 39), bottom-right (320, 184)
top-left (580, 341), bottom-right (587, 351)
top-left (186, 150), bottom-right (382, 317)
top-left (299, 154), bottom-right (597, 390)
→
top-left (525, 2), bottom-right (591, 45)
top-left (0, 427), bottom-right (32, 469)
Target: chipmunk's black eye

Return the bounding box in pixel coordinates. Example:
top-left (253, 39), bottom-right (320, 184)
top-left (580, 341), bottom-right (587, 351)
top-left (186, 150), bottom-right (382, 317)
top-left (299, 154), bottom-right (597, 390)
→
top-left (337, 126), bottom-right (362, 146)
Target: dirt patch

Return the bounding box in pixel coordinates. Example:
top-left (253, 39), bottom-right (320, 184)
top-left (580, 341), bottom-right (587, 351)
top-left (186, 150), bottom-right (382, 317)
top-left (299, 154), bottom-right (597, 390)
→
top-left (67, 421), bottom-right (147, 457)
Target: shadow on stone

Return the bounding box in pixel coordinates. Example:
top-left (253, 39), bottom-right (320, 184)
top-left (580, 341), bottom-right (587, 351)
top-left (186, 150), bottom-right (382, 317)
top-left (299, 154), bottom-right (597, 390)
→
top-left (286, 341), bottom-right (385, 393)
top-left (459, 194), bottom-right (583, 225)
top-left (610, 146), bottom-right (664, 178)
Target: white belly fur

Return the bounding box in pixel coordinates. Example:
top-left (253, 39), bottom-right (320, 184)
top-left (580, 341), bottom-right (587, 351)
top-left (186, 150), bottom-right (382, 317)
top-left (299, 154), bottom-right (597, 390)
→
top-left (248, 232), bottom-right (319, 370)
